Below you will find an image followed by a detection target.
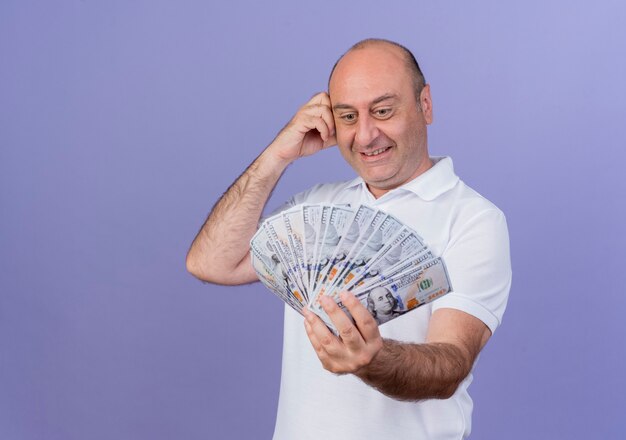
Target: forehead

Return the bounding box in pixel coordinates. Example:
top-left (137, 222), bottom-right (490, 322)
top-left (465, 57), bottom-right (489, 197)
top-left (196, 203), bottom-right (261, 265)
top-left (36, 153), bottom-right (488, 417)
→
top-left (329, 45), bottom-right (413, 106)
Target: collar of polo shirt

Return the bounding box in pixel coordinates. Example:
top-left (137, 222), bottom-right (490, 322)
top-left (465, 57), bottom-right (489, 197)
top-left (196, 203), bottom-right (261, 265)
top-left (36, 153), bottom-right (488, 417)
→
top-left (345, 156), bottom-right (460, 201)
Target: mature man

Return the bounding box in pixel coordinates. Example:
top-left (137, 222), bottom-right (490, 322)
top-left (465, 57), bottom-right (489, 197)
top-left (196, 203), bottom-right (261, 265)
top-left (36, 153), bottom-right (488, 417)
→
top-left (187, 39), bottom-right (511, 439)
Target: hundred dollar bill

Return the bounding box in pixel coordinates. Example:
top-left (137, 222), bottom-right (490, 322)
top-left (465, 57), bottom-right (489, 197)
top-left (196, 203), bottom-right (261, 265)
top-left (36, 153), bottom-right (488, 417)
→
top-left (322, 257), bottom-right (452, 328)
top-left (351, 257), bottom-right (452, 325)
top-left (251, 202), bottom-right (453, 331)
top-left (331, 210), bottom-right (387, 282)
top-left (332, 227), bottom-right (414, 292)
top-left (264, 208), bottom-right (306, 287)
top-left (250, 249), bottom-right (304, 313)
top-left (302, 204), bottom-right (323, 294)
top-left (318, 210), bottom-right (386, 301)
top-left (347, 230), bottom-right (431, 292)
top-left (312, 205), bottom-right (376, 299)
top-left (352, 256), bottom-right (449, 299)
top-left (311, 205), bottom-right (354, 295)
top-left (250, 228), bottom-right (306, 308)
top-left (309, 205), bottom-right (332, 293)
top-left (351, 247), bottom-right (434, 294)
top-left (282, 207), bottom-right (308, 302)
top-left (259, 217), bottom-right (308, 305)
top-left (325, 212), bottom-right (405, 300)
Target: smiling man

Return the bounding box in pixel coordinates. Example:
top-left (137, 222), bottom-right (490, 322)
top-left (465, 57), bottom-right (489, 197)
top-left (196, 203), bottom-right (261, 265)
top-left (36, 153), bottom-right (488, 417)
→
top-left (186, 39), bottom-right (512, 439)
top-left (330, 41), bottom-right (433, 197)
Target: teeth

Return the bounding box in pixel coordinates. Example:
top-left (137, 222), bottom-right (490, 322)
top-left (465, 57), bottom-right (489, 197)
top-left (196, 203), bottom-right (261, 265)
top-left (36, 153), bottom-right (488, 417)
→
top-left (364, 147), bottom-right (389, 156)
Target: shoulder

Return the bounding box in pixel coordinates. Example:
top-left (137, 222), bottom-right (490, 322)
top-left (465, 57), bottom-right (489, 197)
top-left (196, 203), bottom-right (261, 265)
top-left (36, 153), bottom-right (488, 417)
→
top-left (290, 178), bottom-right (361, 205)
top-left (444, 179), bottom-right (507, 231)
top-left (434, 181), bottom-right (512, 334)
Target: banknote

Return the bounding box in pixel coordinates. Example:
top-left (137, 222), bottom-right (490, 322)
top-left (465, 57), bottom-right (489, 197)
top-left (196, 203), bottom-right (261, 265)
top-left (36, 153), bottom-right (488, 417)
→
top-left (250, 248), bottom-right (304, 312)
top-left (324, 212), bottom-right (405, 300)
top-left (312, 205), bottom-right (377, 301)
top-left (350, 246), bottom-right (434, 294)
top-left (250, 203), bottom-right (452, 333)
top-left (307, 205), bottom-right (331, 293)
top-left (321, 257), bottom-right (452, 327)
top-left (283, 207), bottom-right (308, 301)
top-left (330, 227), bottom-right (416, 292)
top-left (250, 231), bottom-right (305, 310)
top-left (310, 205), bottom-right (354, 295)
top-left (350, 257), bottom-right (452, 324)
top-left (302, 204), bottom-right (323, 293)
top-left (347, 231), bottom-right (430, 292)
top-left (258, 218), bottom-right (307, 305)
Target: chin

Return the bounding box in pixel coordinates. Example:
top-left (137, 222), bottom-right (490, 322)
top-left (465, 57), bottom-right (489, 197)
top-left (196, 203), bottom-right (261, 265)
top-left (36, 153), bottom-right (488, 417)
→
top-left (364, 173), bottom-right (401, 190)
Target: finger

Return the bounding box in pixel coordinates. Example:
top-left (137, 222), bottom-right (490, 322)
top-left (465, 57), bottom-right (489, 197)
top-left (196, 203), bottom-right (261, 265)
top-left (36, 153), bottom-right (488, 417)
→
top-left (304, 321), bottom-right (341, 373)
top-left (292, 112), bottom-right (329, 143)
top-left (320, 295), bottom-right (365, 351)
top-left (339, 291), bottom-right (380, 341)
top-left (302, 93), bottom-right (333, 127)
top-left (303, 316), bottom-right (324, 354)
top-left (304, 307), bottom-right (340, 353)
top-left (306, 91), bottom-right (331, 107)
top-left (317, 105), bottom-right (335, 139)
top-left (323, 133), bottom-right (337, 149)
top-left (309, 114), bottom-right (330, 142)
top-left (301, 104), bottom-right (335, 142)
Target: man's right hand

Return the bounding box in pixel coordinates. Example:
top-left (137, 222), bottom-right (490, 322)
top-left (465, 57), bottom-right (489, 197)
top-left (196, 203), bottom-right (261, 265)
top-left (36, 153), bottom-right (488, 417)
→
top-left (186, 92), bottom-right (336, 284)
top-left (266, 92), bottom-right (337, 165)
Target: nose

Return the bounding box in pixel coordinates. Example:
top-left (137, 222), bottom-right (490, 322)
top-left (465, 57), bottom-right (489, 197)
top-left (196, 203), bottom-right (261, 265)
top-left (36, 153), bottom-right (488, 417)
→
top-left (354, 114), bottom-right (380, 149)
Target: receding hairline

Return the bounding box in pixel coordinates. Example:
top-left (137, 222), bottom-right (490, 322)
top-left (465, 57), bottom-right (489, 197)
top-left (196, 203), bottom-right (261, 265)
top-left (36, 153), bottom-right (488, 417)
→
top-left (328, 38), bottom-right (427, 102)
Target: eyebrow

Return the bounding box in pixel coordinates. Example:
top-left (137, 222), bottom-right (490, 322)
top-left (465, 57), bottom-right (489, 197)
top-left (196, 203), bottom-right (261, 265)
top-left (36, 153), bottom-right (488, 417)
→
top-left (332, 93), bottom-right (399, 111)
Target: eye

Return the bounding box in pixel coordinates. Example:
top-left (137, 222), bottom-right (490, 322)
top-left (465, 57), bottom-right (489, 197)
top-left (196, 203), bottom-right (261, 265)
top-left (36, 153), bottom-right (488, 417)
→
top-left (340, 113), bottom-right (357, 123)
top-left (373, 108), bottom-right (392, 118)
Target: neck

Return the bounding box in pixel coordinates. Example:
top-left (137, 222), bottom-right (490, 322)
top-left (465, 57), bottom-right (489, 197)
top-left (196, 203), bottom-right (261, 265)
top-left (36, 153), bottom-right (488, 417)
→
top-left (367, 157), bottom-right (434, 199)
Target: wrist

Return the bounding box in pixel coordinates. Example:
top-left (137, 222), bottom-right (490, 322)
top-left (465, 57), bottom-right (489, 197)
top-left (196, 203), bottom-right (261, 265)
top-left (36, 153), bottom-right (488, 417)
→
top-left (354, 338), bottom-right (390, 380)
top-left (259, 146), bottom-right (294, 170)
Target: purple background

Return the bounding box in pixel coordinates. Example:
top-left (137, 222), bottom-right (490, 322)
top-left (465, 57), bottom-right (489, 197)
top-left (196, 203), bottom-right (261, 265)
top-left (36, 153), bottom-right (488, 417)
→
top-left (2, 1), bottom-right (625, 439)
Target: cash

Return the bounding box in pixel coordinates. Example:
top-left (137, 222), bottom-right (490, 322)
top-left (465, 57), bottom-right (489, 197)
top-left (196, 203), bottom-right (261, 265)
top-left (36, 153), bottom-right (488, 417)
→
top-left (250, 203), bottom-right (453, 332)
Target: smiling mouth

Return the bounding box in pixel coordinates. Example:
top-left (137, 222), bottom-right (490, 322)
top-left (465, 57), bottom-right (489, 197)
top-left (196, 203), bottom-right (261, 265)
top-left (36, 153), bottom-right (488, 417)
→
top-left (362, 146), bottom-right (391, 157)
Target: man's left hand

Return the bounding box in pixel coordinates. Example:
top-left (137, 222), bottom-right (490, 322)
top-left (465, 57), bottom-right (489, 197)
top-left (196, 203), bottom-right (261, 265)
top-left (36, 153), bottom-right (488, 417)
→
top-left (303, 291), bottom-right (383, 374)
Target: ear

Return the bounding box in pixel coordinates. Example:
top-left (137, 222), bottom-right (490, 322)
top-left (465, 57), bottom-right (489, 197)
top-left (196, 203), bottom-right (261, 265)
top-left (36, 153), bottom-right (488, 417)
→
top-left (419, 84), bottom-right (434, 125)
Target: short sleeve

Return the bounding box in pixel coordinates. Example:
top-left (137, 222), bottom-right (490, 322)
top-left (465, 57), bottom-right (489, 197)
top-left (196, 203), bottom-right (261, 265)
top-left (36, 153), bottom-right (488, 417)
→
top-left (432, 208), bottom-right (512, 334)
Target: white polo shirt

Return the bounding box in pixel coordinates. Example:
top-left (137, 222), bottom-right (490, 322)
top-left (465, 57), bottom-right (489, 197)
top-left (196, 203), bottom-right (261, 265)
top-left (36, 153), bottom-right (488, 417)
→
top-left (272, 157), bottom-right (512, 440)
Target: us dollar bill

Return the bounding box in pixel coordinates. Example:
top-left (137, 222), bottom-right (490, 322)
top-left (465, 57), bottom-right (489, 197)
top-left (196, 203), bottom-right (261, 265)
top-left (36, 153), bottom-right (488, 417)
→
top-left (283, 207), bottom-right (308, 301)
top-left (310, 205), bottom-right (355, 296)
top-left (250, 202), bottom-right (452, 330)
top-left (250, 249), bottom-right (304, 313)
top-left (310, 205), bottom-right (377, 312)
top-left (261, 216), bottom-right (308, 305)
top-left (345, 229), bottom-right (429, 292)
top-left (250, 227), bottom-right (306, 308)
top-left (325, 212), bottom-right (405, 300)
top-left (302, 204), bottom-right (323, 294)
top-left (351, 257), bottom-right (452, 324)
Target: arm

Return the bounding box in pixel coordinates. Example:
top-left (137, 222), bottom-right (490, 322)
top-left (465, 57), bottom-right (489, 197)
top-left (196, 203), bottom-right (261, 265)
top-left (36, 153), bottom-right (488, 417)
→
top-left (303, 206), bottom-right (510, 400)
top-left (186, 92), bottom-right (337, 285)
top-left (357, 307), bottom-right (490, 400)
top-left (303, 292), bottom-right (490, 401)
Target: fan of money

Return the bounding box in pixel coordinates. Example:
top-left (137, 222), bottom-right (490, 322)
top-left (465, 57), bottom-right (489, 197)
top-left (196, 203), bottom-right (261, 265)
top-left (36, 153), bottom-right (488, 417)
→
top-left (250, 203), bottom-right (452, 332)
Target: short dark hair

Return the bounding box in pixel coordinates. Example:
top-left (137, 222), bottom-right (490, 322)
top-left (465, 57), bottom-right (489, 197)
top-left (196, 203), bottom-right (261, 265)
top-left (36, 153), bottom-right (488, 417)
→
top-left (328, 38), bottom-right (427, 103)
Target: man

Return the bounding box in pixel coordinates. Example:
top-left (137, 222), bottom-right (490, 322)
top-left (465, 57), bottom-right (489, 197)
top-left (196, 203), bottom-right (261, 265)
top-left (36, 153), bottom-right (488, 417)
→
top-left (187, 39), bottom-right (511, 439)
